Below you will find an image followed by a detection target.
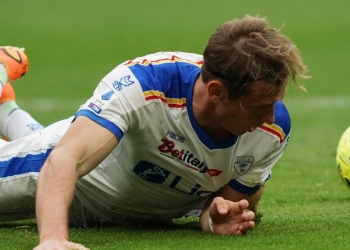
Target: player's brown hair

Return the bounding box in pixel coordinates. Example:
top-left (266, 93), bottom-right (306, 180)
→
top-left (202, 15), bottom-right (309, 99)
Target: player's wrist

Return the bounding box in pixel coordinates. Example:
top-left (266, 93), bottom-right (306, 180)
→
top-left (208, 216), bottom-right (215, 234)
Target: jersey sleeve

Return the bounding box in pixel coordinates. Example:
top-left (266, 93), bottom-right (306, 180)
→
top-left (74, 52), bottom-right (203, 142)
top-left (75, 64), bottom-right (151, 142)
top-left (228, 101), bottom-right (291, 195)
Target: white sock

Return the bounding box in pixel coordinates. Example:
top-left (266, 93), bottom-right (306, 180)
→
top-left (0, 64), bottom-right (7, 95)
top-left (0, 101), bottom-right (44, 140)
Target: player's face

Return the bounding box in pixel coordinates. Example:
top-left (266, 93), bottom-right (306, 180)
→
top-left (214, 81), bottom-right (283, 136)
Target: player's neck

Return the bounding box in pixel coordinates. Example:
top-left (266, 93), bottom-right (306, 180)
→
top-left (192, 76), bottom-right (233, 140)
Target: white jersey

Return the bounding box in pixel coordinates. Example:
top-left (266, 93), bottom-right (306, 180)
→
top-left (0, 52), bottom-right (290, 223)
top-left (73, 52), bottom-right (290, 220)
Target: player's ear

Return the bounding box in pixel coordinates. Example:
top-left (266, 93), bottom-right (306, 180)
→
top-left (207, 80), bottom-right (228, 103)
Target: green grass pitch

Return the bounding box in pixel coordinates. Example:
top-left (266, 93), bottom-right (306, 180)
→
top-left (1, 0), bottom-right (350, 249)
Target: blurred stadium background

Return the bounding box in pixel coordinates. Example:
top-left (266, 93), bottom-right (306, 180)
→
top-left (2, 0), bottom-right (348, 125)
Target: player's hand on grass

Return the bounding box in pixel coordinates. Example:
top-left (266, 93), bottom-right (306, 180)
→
top-left (209, 197), bottom-right (255, 235)
top-left (33, 240), bottom-right (90, 250)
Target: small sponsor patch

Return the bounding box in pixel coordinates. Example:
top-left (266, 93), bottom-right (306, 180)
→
top-left (102, 91), bottom-right (114, 100)
top-left (166, 129), bottom-right (185, 143)
top-left (207, 168), bottom-right (223, 177)
top-left (26, 123), bottom-right (44, 132)
top-left (88, 102), bottom-right (102, 114)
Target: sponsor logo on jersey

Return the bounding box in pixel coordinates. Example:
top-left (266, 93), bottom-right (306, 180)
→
top-left (112, 75), bottom-right (135, 91)
top-left (88, 102), bottom-right (102, 114)
top-left (101, 90), bottom-right (114, 100)
top-left (133, 161), bottom-right (213, 197)
top-left (134, 161), bottom-right (170, 183)
top-left (234, 156), bottom-right (254, 175)
top-left (157, 138), bottom-right (222, 177)
top-left (88, 99), bottom-right (104, 114)
top-left (26, 123), bottom-right (44, 132)
top-left (166, 130), bottom-right (185, 143)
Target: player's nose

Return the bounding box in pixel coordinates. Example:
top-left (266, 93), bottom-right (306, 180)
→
top-left (260, 105), bottom-right (275, 125)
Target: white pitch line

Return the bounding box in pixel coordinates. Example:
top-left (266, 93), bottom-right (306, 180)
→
top-left (17, 98), bottom-right (86, 112)
top-left (16, 96), bottom-right (350, 112)
top-left (284, 96), bottom-right (350, 109)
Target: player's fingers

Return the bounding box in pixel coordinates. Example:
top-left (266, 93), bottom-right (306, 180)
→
top-left (212, 198), bottom-right (251, 216)
top-left (237, 199), bottom-right (250, 212)
top-left (222, 199), bottom-right (250, 216)
top-left (238, 221), bottom-right (255, 235)
top-left (65, 242), bottom-right (90, 250)
top-left (242, 210), bottom-right (255, 221)
top-left (211, 197), bottom-right (229, 215)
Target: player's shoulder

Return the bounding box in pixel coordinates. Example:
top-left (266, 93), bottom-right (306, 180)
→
top-left (275, 101), bottom-right (291, 132)
top-left (123, 51), bottom-right (203, 66)
top-left (258, 101), bottom-right (291, 143)
top-left (119, 52), bottom-right (202, 94)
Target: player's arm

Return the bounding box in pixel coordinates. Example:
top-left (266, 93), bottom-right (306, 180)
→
top-left (34, 116), bottom-right (118, 250)
top-left (199, 184), bottom-right (264, 235)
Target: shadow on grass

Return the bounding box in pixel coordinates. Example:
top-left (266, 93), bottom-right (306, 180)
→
top-left (82, 216), bottom-right (202, 232)
top-left (0, 218), bottom-right (200, 232)
top-left (0, 219), bottom-right (36, 228)
top-left (0, 212), bottom-right (263, 233)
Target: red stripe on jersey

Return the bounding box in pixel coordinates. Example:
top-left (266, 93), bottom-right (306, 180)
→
top-left (125, 55), bottom-right (203, 67)
top-left (260, 124), bottom-right (283, 143)
top-left (145, 95), bottom-right (186, 108)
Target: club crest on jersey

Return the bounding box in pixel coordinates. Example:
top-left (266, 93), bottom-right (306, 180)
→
top-left (234, 156), bottom-right (254, 175)
top-left (112, 75), bottom-right (135, 91)
top-left (101, 90), bottom-right (114, 100)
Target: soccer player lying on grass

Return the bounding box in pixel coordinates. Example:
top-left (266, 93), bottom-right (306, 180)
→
top-left (0, 15), bottom-right (308, 250)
